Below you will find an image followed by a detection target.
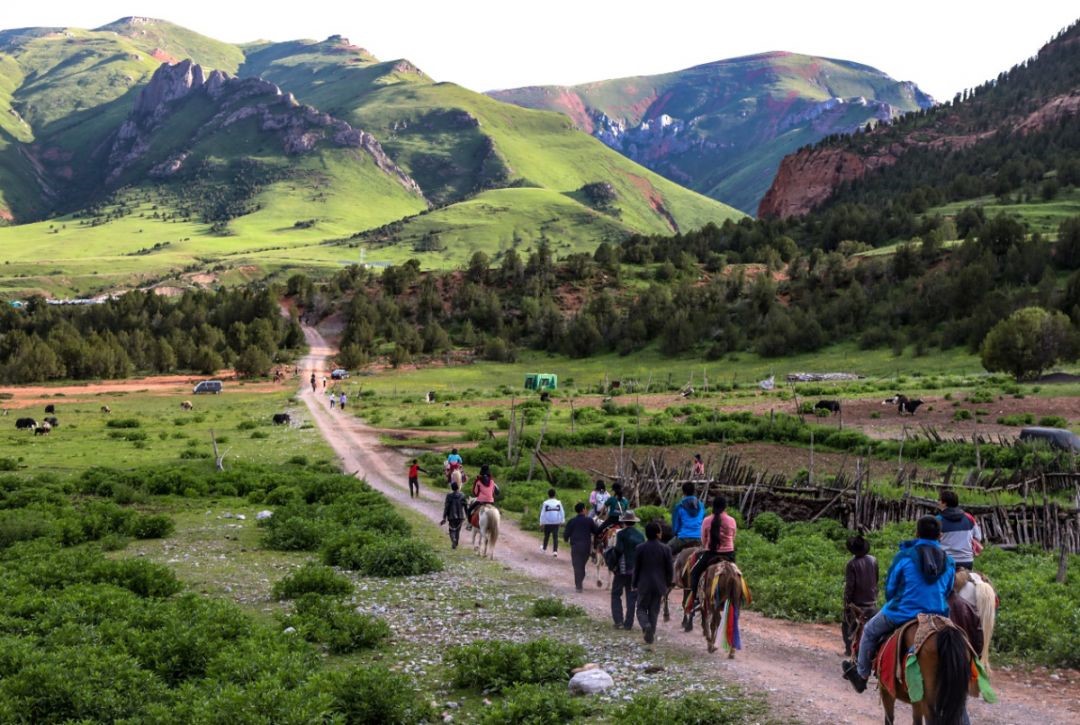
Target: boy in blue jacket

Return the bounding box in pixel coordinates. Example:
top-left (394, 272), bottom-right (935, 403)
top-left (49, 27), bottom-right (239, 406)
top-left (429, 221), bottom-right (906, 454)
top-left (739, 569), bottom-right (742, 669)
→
top-left (843, 515), bottom-right (955, 693)
top-left (669, 482), bottom-right (705, 553)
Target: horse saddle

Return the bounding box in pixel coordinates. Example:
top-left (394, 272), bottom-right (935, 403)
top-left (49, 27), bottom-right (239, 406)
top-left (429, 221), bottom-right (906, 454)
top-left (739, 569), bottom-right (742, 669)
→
top-left (470, 504), bottom-right (493, 528)
top-left (874, 614), bottom-right (970, 699)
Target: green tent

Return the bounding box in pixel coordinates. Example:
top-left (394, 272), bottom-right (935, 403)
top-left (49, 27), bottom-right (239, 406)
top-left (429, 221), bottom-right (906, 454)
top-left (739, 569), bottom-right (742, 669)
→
top-left (524, 373), bottom-right (558, 391)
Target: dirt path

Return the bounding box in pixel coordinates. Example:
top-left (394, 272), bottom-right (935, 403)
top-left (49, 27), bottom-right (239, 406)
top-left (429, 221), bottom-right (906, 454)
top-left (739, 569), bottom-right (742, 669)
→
top-left (298, 324), bottom-right (1080, 725)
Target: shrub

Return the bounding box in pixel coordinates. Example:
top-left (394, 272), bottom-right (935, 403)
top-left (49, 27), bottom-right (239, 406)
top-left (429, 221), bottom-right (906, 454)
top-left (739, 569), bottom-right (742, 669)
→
top-left (530, 597), bottom-right (585, 619)
top-left (287, 455), bottom-right (309, 466)
top-left (285, 595), bottom-right (391, 654)
top-left (618, 690), bottom-right (764, 724)
top-left (997, 413), bottom-right (1035, 426)
top-left (272, 564), bottom-right (353, 600)
top-left (130, 514), bottom-right (175, 539)
top-left (358, 539), bottom-right (442, 577)
top-left (328, 665), bottom-right (433, 724)
top-left (966, 389), bottom-right (995, 404)
top-left (479, 683), bottom-right (587, 725)
top-left (92, 558), bottom-right (183, 598)
top-left (953, 409), bottom-right (973, 421)
top-left (262, 516), bottom-right (327, 551)
top-left (251, 431), bottom-right (269, 439)
top-left (106, 418), bottom-right (141, 429)
top-left (634, 505), bottom-right (669, 526)
top-left (1038, 416), bottom-right (1068, 428)
top-left (237, 421), bottom-right (258, 431)
top-left (751, 512), bottom-right (784, 543)
top-left (446, 638), bottom-right (585, 692)
top-left (0, 458), bottom-right (17, 471)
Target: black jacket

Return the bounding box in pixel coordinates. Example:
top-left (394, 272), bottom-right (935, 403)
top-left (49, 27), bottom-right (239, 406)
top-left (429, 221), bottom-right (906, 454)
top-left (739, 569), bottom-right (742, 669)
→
top-left (563, 514), bottom-right (599, 551)
top-left (443, 491), bottom-right (466, 521)
top-left (632, 539), bottom-right (674, 595)
top-left (844, 554), bottom-right (879, 608)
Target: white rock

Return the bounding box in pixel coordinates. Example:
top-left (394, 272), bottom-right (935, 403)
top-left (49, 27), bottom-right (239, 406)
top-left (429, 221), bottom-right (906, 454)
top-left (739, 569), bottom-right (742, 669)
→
top-left (283, 627), bottom-right (297, 635)
top-left (222, 512), bottom-right (234, 519)
top-left (235, 514), bottom-right (246, 520)
top-left (256, 510), bottom-right (274, 520)
top-left (569, 669), bottom-right (614, 695)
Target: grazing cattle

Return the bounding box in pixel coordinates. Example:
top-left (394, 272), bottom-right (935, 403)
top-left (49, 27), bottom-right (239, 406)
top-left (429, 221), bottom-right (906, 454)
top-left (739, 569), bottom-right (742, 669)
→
top-left (44, 404), bottom-right (55, 414)
top-left (34, 422), bottom-right (51, 436)
top-left (100, 406), bottom-right (111, 414)
top-left (15, 418), bottom-right (36, 430)
top-left (272, 413), bottom-right (291, 425)
top-left (814, 400), bottom-right (842, 415)
top-left (882, 394), bottom-right (902, 405)
top-left (899, 398), bottom-right (924, 415)
top-left (539, 391), bottom-right (551, 402)
top-left (44, 417), bottom-right (59, 428)
top-left (180, 401), bottom-right (194, 411)
top-left (425, 391), bottom-right (436, 403)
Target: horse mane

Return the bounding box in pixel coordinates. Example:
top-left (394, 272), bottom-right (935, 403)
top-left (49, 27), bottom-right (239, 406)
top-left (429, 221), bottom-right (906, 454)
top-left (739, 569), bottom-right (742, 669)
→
top-left (973, 575), bottom-right (996, 669)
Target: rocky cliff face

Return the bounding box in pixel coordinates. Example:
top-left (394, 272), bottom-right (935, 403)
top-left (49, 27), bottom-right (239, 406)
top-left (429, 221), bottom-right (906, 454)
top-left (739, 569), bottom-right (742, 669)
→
top-left (108, 60), bottom-right (425, 197)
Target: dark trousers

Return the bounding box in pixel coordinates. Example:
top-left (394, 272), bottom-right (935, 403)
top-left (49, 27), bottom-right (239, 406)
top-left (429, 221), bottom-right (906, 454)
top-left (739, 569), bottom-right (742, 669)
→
top-left (956, 560), bottom-right (974, 571)
top-left (542, 524), bottom-right (560, 552)
top-left (408, 477), bottom-right (419, 498)
top-left (636, 588), bottom-right (663, 635)
top-left (571, 547), bottom-right (590, 591)
top-left (611, 573), bottom-right (637, 628)
top-left (687, 550), bottom-right (735, 610)
top-left (842, 604), bottom-right (877, 657)
top-left (447, 519), bottom-right (463, 549)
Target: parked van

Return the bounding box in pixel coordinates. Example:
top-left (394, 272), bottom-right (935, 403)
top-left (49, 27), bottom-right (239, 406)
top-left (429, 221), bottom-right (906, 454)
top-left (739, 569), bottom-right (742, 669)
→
top-left (1018, 427), bottom-right (1080, 453)
top-left (193, 380), bottom-right (223, 395)
top-left (331, 369), bottom-right (349, 380)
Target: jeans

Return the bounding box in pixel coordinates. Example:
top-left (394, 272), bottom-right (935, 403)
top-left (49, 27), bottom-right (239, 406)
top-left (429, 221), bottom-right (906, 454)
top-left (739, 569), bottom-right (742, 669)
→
top-left (447, 519), bottom-right (463, 549)
top-left (408, 477), bottom-right (419, 498)
top-left (636, 589), bottom-right (662, 634)
top-left (856, 610), bottom-right (897, 678)
top-left (571, 547), bottom-right (590, 590)
top-left (669, 537), bottom-right (701, 554)
top-left (611, 573), bottom-right (637, 628)
top-left (542, 524), bottom-right (560, 552)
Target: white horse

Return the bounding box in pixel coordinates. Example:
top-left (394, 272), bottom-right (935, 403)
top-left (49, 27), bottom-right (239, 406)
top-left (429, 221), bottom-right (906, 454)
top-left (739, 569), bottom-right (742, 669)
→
top-left (450, 467), bottom-right (465, 489)
top-left (955, 569), bottom-right (997, 670)
top-left (472, 503), bottom-right (500, 559)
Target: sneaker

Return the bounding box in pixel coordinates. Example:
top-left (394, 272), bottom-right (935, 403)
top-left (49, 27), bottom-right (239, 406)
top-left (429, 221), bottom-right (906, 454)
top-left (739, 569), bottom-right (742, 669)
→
top-left (552, 551), bottom-right (558, 558)
top-left (540, 546), bottom-right (546, 553)
top-left (643, 627), bottom-right (655, 644)
top-left (842, 661), bottom-right (868, 693)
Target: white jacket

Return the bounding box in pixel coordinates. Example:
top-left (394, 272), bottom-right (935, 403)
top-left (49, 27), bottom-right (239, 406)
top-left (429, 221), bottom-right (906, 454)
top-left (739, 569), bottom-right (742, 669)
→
top-left (539, 498), bottom-right (565, 526)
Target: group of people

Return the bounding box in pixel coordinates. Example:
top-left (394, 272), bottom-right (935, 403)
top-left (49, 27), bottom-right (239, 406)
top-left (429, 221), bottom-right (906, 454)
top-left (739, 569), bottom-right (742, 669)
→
top-left (307, 372), bottom-right (347, 410)
top-left (436, 450), bottom-right (499, 550)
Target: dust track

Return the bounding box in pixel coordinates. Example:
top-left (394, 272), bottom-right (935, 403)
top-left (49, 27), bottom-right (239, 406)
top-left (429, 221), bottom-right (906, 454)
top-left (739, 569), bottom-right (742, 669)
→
top-left (298, 324), bottom-right (1079, 725)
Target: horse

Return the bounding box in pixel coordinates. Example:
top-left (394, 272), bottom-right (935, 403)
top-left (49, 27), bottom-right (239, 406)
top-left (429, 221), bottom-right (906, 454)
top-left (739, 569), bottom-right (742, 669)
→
top-left (664, 546), bottom-right (701, 630)
top-left (877, 617), bottom-right (973, 725)
top-left (591, 522), bottom-right (623, 589)
top-left (471, 503), bottom-right (500, 559)
top-left (697, 560), bottom-right (745, 656)
top-left (449, 466), bottom-right (465, 489)
top-left (954, 569), bottom-right (997, 670)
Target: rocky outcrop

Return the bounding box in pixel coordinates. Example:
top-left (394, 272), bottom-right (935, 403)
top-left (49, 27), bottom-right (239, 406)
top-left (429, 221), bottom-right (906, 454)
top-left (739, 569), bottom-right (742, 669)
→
top-left (107, 60), bottom-right (425, 197)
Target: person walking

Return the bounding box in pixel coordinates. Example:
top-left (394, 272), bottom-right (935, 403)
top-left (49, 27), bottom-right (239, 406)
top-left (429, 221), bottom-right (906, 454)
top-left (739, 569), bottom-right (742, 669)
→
top-left (310, 372), bottom-right (316, 393)
top-left (634, 520), bottom-right (675, 644)
top-left (936, 489), bottom-right (982, 570)
top-left (539, 488), bottom-right (565, 557)
top-left (322, 375), bottom-right (327, 390)
top-left (329, 391), bottom-right (335, 409)
top-left (339, 392), bottom-right (347, 411)
top-left (611, 510), bottom-right (644, 630)
top-left (669, 481), bottom-right (705, 554)
top-left (842, 534), bottom-right (879, 657)
top-left (564, 503), bottom-right (598, 592)
top-left (440, 481), bottom-right (467, 549)
top-left (408, 459), bottom-right (427, 499)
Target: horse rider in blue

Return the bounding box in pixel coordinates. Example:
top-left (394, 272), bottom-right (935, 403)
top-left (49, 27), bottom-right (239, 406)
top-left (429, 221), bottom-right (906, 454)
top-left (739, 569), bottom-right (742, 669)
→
top-left (843, 515), bottom-right (955, 693)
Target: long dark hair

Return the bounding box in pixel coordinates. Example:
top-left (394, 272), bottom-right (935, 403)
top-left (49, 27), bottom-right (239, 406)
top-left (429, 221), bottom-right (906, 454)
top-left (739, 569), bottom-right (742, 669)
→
top-left (479, 464), bottom-right (491, 486)
top-left (709, 495), bottom-right (727, 551)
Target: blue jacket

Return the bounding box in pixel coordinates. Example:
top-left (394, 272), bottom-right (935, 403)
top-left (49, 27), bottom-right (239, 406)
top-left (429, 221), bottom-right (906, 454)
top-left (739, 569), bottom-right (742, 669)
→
top-left (881, 538), bottom-right (955, 623)
top-left (671, 496), bottom-right (705, 539)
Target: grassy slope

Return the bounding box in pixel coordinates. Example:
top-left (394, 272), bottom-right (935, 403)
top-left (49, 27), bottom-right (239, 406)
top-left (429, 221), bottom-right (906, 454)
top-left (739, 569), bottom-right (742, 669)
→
top-left (490, 53), bottom-right (930, 213)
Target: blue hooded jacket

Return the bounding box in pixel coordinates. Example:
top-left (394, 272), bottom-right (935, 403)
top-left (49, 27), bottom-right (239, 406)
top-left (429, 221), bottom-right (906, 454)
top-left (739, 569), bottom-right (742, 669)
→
top-left (881, 538), bottom-right (955, 623)
top-left (671, 496), bottom-right (705, 539)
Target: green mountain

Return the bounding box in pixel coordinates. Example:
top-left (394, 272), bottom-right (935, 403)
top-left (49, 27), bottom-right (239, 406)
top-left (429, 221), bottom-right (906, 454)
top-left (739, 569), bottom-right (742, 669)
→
top-left (0, 20), bottom-right (741, 296)
top-left (489, 53), bottom-right (933, 213)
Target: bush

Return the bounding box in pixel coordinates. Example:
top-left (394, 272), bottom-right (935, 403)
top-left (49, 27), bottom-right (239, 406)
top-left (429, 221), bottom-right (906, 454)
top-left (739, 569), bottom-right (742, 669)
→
top-left (328, 665), bottom-right (433, 724)
top-left (751, 511), bottom-right (784, 543)
top-left (358, 539), bottom-right (442, 577)
top-left (953, 409), bottom-right (973, 421)
top-left (262, 515), bottom-right (328, 551)
top-left (130, 514), bottom-right (175, 539)
top-left (1038, 416), bottom-right (1068, 428)
top-left (237, 420), bottom-right (258, 430)
top-left (618, 690), bottom-right (764, 724)
top-left (447, 638), bottom-right (585, 692)
top-left (272, 564), bottom-right (353, 600)
top-left (92, 558), bottom-right (183, 598)
top-left (284, 594), bottom-right (391, 654)
top-left (634, 505), bottom-right (669, 526)
top-left (479, 683), bottom-right (588, 725)
top-left (106, 418), bottom-right (141, 429)
top-left (997, 413), bottom-right (1035, 426)
top-left (530, 597), bottom-right (585, 619)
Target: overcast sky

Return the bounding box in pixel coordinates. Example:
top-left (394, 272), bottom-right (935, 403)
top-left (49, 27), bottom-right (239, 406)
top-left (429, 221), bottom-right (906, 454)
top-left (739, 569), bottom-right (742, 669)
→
top-left (5, 1), bottom-right (1077, 100)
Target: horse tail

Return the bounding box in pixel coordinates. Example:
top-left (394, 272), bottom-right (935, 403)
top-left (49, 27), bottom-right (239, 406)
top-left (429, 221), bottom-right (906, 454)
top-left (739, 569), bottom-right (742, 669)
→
top-left (486, 507), bottom-right (500, 550)
top-left (974, 578), bottom-right (996, 669)
top-left (934, 627), bottom-right (970, 725)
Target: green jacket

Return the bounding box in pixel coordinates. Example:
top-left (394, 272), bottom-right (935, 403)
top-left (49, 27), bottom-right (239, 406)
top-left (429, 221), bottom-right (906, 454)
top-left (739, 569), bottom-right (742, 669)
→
top-left (615, 525), bottom-right (645, 575)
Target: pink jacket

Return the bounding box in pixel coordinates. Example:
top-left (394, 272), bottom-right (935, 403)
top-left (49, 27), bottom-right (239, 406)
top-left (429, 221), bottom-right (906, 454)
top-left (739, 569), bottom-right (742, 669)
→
top-left (701, 512), bottom-right (736, 552)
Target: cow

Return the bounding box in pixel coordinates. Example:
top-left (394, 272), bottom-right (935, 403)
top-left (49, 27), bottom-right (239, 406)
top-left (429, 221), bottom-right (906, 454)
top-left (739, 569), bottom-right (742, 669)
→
top-left (15, 418), bottom-right (36, 430)
top-left (425, 391), bottom-right (436, 403)
top-left (539, 391), bottom-right (551, 403)
top-left (899, 398), bottom-right (924, 415)
top-left (814, 400), bottom-right (842, 415)
top-left (180, 401), bottom-right (194, 411)
top-left (272, 413), bottom-right (291, 425)
top-left (44, 404), bottom-right (55, 414)
top-left (44, 417), bottom-right (59, 428)
top-left (34, 422), bottom-right (51, 436)
top-left (100, 406), bottom-right (111, 414)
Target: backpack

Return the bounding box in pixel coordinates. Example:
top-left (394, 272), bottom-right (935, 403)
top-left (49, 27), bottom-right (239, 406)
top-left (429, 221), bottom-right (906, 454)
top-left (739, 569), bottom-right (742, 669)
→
top-left (603, 545), bottom-right (620, 573)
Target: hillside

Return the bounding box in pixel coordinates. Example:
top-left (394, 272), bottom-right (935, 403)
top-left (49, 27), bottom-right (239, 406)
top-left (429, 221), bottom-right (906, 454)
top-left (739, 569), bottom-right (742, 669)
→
top-left (760, 20), bottom-right (1080, 219)
top-left (489, 53), bottom-right (932, 213)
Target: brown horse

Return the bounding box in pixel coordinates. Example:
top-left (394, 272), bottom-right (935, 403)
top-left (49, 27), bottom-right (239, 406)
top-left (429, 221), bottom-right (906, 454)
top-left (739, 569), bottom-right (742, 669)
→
top-left (697, 560), bottom-right (745, 656)
top-left (878, 618), bottom-right (971, 725)
top-left (590, 522), bottom-right (622, 588)
top-left (663, 546), bottom-right (700, 629)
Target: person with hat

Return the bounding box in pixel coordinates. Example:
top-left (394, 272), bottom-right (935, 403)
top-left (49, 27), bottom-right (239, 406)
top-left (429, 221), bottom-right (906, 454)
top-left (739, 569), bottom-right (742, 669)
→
top-left (611, 509), bottom-right (644, 630)
top-left (842, 534), bottom-right (879, 657)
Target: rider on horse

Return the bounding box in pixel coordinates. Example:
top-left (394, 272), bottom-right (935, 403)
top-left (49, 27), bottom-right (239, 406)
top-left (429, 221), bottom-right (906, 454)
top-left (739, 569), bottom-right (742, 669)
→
top-left (589, 481), bottom-right (609, 519)
top-left (598, 483), bottom-right (630, 535)
top-left (465, 464), bottom-right (498, 529)
top-left (843, 516), bottom-right (956, 693)
top-left (937, 489), bottom-right (982, 571)
top-left (669, 481), bottom-right (705, 554)
top-left (444, 448), bottom-right (464, 482)
top-left (684, 495), bottom-right (736, 615)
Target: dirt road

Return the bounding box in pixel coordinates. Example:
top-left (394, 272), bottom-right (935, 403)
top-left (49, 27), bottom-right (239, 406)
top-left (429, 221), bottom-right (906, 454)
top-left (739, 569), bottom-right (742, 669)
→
top-left (298, 324), bottom-right (1079, 725)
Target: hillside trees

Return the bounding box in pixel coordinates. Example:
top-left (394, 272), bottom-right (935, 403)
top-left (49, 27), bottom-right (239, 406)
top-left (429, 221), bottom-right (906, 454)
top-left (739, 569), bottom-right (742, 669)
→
top-left (980, 307), bottom-right (1079, 380)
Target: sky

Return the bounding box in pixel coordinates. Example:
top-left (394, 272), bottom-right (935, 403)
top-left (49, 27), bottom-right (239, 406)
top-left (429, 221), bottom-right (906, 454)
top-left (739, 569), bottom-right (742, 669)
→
top-left (3, 1), bottom-right (1078, 101)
